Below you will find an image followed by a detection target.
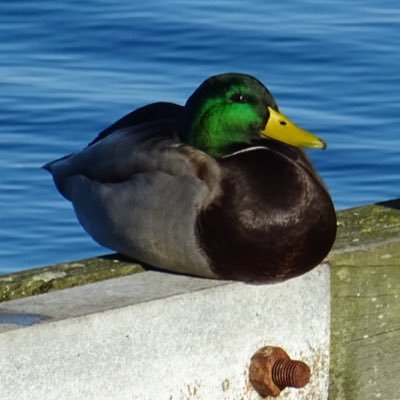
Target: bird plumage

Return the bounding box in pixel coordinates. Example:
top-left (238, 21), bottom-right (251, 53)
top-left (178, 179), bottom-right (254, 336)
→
top-left (45, 73), bottom-right (336, 282)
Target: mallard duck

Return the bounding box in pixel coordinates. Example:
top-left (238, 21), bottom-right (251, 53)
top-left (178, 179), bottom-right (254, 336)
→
top-left (44, 73), bottom-right (336, 282)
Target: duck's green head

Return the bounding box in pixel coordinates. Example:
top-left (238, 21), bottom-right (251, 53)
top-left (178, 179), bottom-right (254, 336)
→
top-left (180, 73), bottom-right (326, 158)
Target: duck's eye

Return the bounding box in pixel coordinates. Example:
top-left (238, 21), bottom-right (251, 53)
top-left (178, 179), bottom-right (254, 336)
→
top-left (230, 93), bottom-right (247, 103)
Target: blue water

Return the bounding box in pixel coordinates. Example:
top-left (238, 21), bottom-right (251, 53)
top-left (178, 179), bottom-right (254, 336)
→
top-left (1, 0), bottom-right (399, 274)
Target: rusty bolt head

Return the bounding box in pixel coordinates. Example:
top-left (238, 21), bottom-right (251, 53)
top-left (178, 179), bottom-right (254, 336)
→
top-left (249, 346), bottom-right (311, 398)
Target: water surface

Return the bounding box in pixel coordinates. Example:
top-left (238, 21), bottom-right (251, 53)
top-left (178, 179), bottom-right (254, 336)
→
top-left (1, 0), bottom-right (399, 273)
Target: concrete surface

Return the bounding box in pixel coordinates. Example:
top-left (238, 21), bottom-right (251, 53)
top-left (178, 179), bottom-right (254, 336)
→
top-left (0, 254), bottom-right (144, 302)
top-left (0, 265), bottom-right (330, 400)
top-left (2, 198), bottom-right (400, 399)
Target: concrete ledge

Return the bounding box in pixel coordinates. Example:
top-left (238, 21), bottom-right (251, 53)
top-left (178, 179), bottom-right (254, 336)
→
top-left (2, 199), bottom-right (400, 399)
top-left (0, 265), bottom-right (330, 400)
top-left (0, 255), bottom-right (144, 302)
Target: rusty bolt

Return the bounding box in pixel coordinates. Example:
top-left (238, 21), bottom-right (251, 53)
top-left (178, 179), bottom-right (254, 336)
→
top-left (249, 346), bottom-right (311, 398)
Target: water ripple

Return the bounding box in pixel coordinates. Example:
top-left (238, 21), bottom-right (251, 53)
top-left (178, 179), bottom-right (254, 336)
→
top-left (1, 0), bottom-right (399, 272)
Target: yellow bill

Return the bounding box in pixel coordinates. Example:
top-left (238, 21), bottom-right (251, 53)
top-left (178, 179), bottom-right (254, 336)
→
top-left (260, 107), bottom-right (326, 149)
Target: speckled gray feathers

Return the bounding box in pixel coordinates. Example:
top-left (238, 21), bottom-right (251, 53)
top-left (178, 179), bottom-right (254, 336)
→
top-left (45, 103), bottom-right (221, 278)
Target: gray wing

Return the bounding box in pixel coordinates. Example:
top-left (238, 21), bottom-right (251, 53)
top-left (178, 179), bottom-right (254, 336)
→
top-left (64, 171), bottom-right (217, 277)
top-left (45, 104), bottom-right (221, 278)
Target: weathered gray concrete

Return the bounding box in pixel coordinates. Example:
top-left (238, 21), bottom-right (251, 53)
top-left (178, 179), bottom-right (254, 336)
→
top-left (0, 265), bottom-right (330, 400)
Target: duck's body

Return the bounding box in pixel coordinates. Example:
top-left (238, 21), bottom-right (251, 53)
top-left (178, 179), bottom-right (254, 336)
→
top-left (45, 73), bottom-right (336, 282)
